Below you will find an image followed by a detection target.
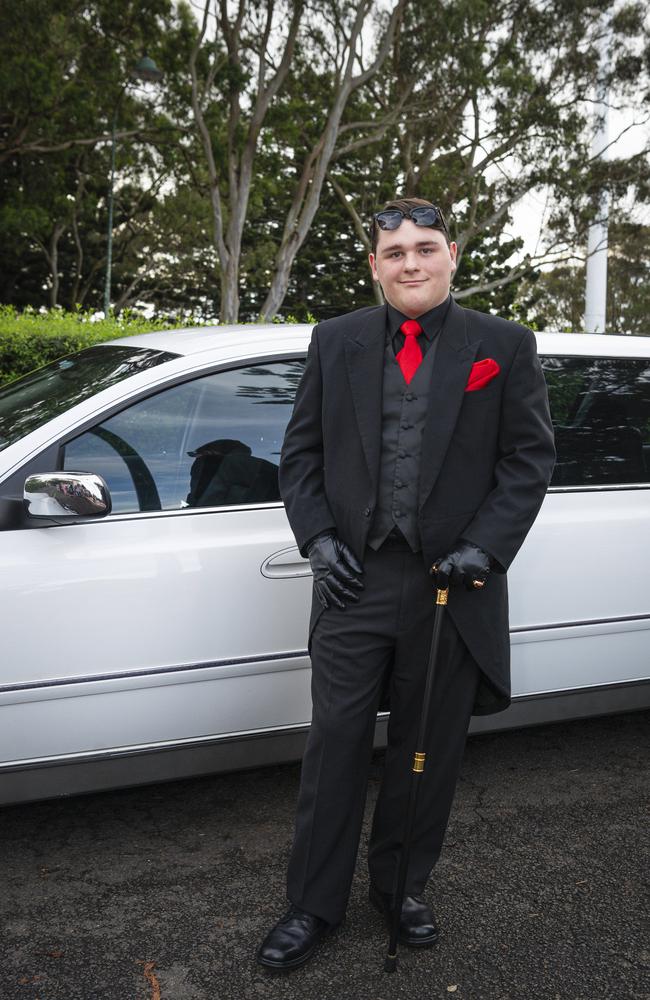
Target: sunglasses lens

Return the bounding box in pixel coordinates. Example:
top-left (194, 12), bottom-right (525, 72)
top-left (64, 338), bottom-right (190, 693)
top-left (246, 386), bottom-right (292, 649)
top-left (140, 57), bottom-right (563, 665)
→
top-left (411, 206), bottom-right (442, 227)
top-left (375, 210), bottom-right (404, 230)
top-left (373, 204), bottom-right (449, 238)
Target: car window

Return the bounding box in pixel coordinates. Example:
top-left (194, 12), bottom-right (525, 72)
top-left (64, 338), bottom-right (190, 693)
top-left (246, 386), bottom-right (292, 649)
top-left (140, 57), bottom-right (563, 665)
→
top-left (542, 356), bottom-right (650, 487)
top-left (62, 360), bottom-right (305, 513)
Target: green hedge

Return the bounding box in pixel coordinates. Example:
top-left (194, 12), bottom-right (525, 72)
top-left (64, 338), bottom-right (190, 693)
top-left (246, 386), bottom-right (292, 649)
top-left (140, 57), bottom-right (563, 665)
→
top-left (0, 307), bottom-right (206, 387)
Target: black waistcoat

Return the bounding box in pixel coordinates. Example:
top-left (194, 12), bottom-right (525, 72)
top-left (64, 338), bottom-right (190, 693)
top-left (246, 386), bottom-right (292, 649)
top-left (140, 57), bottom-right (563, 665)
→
top-left (366, 331), bottom-right (438, 552)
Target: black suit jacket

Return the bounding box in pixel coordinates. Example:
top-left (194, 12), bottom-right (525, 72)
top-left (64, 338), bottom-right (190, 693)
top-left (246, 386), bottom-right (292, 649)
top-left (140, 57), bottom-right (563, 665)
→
top-left (279, 297), bottom-right (556, 714)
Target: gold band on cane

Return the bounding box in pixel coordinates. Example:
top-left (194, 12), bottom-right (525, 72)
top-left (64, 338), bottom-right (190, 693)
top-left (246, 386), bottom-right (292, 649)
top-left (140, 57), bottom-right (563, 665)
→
top-left (413, 752), bottom-right (426, 773)
top-left (436, 588), bottom-right (448, 605)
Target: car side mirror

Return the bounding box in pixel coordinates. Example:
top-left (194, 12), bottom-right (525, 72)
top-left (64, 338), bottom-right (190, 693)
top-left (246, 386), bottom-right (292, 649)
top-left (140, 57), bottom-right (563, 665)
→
top-left (24, 472), bottom-right (112, 519)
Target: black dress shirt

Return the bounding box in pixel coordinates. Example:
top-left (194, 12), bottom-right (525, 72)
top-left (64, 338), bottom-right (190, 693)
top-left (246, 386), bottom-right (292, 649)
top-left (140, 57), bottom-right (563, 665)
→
top-left (386, 294), bottom-right (452, 358)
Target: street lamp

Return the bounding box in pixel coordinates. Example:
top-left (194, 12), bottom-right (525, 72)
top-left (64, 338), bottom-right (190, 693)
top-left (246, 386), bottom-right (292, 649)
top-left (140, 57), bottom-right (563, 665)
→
top-left (103, 56), bottom-right (163, 317)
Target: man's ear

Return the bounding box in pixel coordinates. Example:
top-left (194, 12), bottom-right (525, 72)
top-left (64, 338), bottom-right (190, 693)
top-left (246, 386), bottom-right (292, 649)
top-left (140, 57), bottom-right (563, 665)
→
top-left (368, 252), bottom-right (379, 281)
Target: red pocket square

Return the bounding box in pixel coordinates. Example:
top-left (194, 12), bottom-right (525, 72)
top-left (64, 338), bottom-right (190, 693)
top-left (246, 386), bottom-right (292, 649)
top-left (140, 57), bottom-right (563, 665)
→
top-left (465, 358), bottom-right (500, 392)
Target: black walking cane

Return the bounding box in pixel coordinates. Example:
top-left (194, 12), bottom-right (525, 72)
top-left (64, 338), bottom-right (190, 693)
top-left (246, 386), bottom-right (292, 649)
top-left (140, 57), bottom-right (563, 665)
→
top-left (383, 566), bottom-right (449, 974)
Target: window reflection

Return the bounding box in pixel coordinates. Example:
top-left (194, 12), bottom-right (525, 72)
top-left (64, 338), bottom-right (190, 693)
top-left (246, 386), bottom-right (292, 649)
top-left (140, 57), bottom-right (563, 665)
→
top-left (542, 357), bottom-right (650, 487)
top-left (62, 360), bottom-right (305, 513)
top-left (185, 439), bottom-right (278, 507)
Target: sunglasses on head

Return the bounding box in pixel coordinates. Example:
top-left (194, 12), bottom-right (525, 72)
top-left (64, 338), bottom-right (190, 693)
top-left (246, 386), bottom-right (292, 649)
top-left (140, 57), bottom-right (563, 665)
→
top-left (373, 205), bottom-right (450, 237)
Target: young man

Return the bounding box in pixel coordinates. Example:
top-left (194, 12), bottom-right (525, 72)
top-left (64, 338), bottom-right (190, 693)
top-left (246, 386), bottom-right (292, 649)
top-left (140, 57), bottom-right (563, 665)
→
top-left (257, 197), bottom-right (556, 971)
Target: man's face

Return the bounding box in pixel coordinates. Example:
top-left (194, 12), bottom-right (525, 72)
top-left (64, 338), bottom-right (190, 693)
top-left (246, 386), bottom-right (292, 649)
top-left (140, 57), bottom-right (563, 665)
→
top-left (368, 220), bottom-right (457, 317)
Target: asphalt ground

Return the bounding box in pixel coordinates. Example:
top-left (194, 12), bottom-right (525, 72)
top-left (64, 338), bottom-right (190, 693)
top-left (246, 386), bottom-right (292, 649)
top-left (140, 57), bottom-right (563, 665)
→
top-left (1, 709), bottom-right (648, 1000)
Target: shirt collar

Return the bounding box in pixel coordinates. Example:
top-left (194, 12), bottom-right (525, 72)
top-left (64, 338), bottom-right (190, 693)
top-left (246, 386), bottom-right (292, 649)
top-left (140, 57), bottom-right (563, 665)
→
top-left (386, 294), bottom-right (451, 341)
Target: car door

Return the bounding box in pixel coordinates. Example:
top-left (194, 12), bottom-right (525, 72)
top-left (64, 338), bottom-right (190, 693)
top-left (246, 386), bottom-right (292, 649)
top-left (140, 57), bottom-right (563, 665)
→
top-left (1, 356), bottom-right (316, 767)
top-left (504, 344), bottom-right (650, 705)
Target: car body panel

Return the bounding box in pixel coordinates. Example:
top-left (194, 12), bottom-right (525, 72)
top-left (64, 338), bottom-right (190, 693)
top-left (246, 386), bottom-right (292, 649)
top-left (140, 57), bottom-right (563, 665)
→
top-left (1, 326), bottom-right (649, 803)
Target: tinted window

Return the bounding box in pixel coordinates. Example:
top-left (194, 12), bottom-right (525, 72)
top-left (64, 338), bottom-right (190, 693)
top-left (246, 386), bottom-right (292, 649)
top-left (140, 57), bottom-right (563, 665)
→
top-left (0, 345), bottom-right (178, 452)
top-left (62, 360), bottom-right (305, 513)
top-left (542, 356), bottom-right (650, 487)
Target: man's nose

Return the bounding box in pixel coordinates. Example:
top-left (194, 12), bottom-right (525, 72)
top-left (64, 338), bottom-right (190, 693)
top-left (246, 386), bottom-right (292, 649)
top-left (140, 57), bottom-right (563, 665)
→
top-left (403, 252), bottom-right (420, 270)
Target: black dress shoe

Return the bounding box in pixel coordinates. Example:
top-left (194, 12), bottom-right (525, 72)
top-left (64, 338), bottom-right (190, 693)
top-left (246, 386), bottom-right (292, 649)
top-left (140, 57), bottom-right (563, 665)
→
top-left (369, 883), bottom-right (440, 947)
top-left (256, 905), bottom-right (338, 971)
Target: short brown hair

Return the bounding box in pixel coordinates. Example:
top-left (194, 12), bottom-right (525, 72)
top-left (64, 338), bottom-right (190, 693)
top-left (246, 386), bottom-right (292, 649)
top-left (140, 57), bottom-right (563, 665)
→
top-left (370, 196), bottom-right (451, 254)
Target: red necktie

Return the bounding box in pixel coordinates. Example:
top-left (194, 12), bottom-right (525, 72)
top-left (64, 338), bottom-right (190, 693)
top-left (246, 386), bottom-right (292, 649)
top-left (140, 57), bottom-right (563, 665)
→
top-left (396, 319), bottom-right (424, 384)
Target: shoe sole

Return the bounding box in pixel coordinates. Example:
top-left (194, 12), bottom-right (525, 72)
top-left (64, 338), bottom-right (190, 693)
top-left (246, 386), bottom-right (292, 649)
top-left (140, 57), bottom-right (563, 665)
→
top-left (256, 922), bottom-right (341, 972)
top-left (369, 888), bottom-right (440, 948)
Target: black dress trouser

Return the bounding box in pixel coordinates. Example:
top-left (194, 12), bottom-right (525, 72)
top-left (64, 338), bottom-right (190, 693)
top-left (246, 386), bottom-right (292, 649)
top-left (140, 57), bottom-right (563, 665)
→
top-left (286, 532), bottom-right (481, 925)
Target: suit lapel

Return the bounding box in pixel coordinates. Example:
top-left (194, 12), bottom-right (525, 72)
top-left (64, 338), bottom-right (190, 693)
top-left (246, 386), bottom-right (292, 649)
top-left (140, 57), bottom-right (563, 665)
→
top-left (418, 299), bottom-right (481, 509)
top-left (344, 306), bottom-right (387, 495)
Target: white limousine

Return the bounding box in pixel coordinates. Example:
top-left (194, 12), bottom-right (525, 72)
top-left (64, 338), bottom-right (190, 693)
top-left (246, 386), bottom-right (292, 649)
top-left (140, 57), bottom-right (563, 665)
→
top-left (0, 326), bottom-right (648, 805)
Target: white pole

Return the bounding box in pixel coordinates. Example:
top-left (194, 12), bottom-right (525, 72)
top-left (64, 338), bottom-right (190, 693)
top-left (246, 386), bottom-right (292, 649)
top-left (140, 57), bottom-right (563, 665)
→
top-left (584, 18), bottom-right (611, 334)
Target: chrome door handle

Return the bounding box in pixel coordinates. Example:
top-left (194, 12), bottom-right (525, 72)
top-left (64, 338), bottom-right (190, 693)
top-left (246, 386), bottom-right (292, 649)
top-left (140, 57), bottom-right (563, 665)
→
top-left (261, 545), bottom-right (312, 579)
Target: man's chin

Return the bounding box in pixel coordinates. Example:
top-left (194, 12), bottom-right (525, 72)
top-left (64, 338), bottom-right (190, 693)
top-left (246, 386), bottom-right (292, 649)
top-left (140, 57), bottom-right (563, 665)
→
top-left (390, 287), bottom-right (446, 317)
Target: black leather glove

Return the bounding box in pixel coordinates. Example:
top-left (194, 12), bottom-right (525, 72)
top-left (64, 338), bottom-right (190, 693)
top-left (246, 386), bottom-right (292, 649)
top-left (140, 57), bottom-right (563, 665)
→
top-left (307, 532), bottom-right (364, 610)
top-left (430, 538), bottom-right (493, 591)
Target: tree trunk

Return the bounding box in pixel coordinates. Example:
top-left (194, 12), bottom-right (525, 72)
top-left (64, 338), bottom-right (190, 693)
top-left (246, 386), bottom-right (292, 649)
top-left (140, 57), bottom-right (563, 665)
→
top-left (70, 209), bottom-right (84, 308)
top-left (220, 254), bottom-right (240, 324)
top-left (258, 0), bottom-right (406, 318)
top-left (46, 222), bottom-right (65, 308)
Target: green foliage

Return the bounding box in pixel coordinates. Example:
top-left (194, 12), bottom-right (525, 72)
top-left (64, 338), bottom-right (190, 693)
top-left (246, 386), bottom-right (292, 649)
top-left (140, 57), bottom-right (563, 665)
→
top-left (0, 0), bottom-right (182, 312)
top-left (0, 306), bottom-right (202, 386)
top-left (0, 304), bottom-right (311, 386)
top-left (271, 311), bottom-right (317, 325)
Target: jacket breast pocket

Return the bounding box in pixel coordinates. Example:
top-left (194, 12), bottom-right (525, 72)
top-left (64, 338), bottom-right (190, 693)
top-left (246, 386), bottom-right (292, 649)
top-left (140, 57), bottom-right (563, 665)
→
top-left (463, 381), bottom-right (501, 404)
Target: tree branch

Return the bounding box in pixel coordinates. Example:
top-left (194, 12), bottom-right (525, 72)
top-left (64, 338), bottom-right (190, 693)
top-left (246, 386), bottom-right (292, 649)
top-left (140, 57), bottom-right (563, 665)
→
top-left (328, 171), bottom-right (383, 305)
top-left (189, 0), bottom-right (228, 267)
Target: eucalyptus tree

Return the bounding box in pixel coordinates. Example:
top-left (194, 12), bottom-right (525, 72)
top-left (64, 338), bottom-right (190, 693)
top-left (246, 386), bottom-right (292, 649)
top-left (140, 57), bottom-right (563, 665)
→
top-left (324, 0), bottom-right (650, 304)
top-left (177, 0), bottom-right (648, 320)
top-left (182, 0), bottom-right (407, 322)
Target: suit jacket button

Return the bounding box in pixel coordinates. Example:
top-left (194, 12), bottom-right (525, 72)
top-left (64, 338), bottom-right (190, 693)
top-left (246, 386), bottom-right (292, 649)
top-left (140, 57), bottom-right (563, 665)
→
top-left (363, 507), bottom-right (371, 517)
